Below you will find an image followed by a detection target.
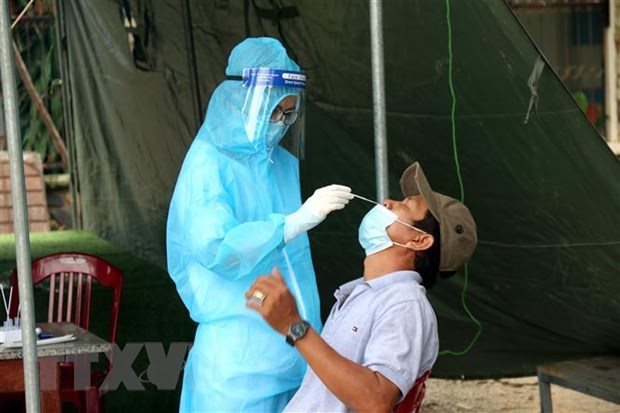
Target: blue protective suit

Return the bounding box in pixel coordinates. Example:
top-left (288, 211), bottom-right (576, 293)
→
top-left (166, 38), bottom-right (322, 412)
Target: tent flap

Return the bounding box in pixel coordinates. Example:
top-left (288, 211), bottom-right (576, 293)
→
top-left (62, 0), bottom-right (620, 386)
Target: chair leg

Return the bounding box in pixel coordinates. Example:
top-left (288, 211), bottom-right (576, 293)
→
top-left (99, 392), bottom-right (105, 412)
top-left (84, 387), bottom-right (100, 413)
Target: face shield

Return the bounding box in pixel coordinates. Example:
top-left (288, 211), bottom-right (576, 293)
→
top-left (239, 68), bottom-right (306, 158)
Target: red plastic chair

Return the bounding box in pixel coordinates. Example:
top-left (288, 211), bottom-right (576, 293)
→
top-left (5, 253), bottom-right (123, 413)
top-left (395, 370), bottom-right (431, 413)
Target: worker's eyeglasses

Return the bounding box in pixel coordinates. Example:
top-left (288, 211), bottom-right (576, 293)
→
top-left (270, 105), bottom-right (299, 125)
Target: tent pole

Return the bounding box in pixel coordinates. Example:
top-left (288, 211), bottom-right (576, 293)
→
top-left (0, 1), bottom-right (41, 412)
top-left (604, 0), bottom-right (618, 147)
top-left (182, 0), bottom-right (202, 131)
top-left (370, 0), bottom-right (388, 202)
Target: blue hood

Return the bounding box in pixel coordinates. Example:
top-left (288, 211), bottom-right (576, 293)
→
top-left (199, 37), bottom-right (301, 155)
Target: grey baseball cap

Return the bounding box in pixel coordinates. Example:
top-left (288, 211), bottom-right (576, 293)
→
top-left (399, 162), bottom-right (477, 273)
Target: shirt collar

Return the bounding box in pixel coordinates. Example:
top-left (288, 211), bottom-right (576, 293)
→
top-left (365, 270), bottom-right (422, 290)
top-left (334, 277), bottom-right (365, 300)
top-left (334, 270), bottom-right (422, 300)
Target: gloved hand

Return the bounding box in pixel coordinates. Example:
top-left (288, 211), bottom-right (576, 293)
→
top-left (284, 184), bottom-right (353, 243)
top-left (300, 184), bottom-right (354, 218)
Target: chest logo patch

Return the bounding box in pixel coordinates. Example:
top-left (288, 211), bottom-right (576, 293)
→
top-left (352, 326), bottom-right (358, 332)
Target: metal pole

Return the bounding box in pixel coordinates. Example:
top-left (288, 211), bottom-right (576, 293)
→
top-left (370, 0), bottom-right (389, 202)
top-left (0, 99), bottom-right (5, 150)
top-left (182, 0), bottom-right (202, 131)
top-left (604, 0), bottom-right (619, 153)
top-left (0, 1), bottom-right (41, 412)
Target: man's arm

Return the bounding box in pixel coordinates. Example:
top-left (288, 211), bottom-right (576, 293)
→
top-left (245, 269), bottom-right (401, 412)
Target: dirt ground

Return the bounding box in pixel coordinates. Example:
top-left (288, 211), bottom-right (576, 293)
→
top-left (423, 376), bottom-right (620, 413)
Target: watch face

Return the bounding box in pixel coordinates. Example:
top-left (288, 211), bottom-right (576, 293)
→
top-left (286, 321), bottom-right (309, 346)
top-left (292, 323), bottom-right (305, 336)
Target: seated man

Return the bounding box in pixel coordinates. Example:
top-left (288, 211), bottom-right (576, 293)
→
top-left (245, 162), bottom-right (477, 412)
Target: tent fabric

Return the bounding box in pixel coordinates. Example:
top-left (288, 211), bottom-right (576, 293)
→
top-left (61, 0), bottom-right (620, 381)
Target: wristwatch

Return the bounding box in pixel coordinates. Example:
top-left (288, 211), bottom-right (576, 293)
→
top-left (286, 320), bottom-right (310, 347)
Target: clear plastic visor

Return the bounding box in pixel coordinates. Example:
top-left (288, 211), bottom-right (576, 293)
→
top-left (239, 68), bottom-right (306, 158)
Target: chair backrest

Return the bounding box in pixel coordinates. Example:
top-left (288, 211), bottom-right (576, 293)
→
top-left (8, 252), bottom-right (123, 346)
top-left (394, 370), bottom-right (431, 413)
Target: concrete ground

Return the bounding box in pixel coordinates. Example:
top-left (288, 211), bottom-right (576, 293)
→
top-left (423, 376), bottom-right (620, 413)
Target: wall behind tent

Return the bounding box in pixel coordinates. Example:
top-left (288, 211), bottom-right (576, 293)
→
top-left (62, 0), bottom-right (620, 409)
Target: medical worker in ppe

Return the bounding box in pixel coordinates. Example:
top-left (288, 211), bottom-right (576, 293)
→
top-left (166, 37), bottom-right (353, 412)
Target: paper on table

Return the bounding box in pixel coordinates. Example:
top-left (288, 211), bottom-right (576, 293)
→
top-left (3, 334), bottom-right (76, 349)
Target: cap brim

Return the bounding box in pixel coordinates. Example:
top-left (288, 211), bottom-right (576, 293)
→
top-left (399, 162), bottom-right (478, 273)
top-left (399, 162), bottom-right (442, 226)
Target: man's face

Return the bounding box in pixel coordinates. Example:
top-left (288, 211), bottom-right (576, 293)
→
top-left (383, 195), bottom-right (429, 241)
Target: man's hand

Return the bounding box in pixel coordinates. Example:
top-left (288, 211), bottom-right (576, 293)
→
top-left (247, 271), bottom-right (401, 412)
top-left (245, 268), bottom-right (302, 335)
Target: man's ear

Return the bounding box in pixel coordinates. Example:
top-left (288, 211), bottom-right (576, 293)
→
top-left (405, 234), bottom-right (434, 252)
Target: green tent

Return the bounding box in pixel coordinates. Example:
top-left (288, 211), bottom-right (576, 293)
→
top-left (50, 0), bottom-right (620, 408)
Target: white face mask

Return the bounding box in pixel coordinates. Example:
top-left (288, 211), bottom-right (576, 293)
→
top-left (265, 122), bottom-right (290, 148)
top-left (358, 204), bottom-right (427, 256)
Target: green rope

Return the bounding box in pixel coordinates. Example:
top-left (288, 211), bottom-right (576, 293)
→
top-left (438, 263), bottom-right (483, 356)
top-left (438, 0), bottom-right (483, 357)
top-left (446, 0), bottom-right (465, 204)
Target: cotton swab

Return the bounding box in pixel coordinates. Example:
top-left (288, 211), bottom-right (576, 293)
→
top-left (352, 193), bottom-right (381, 206)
